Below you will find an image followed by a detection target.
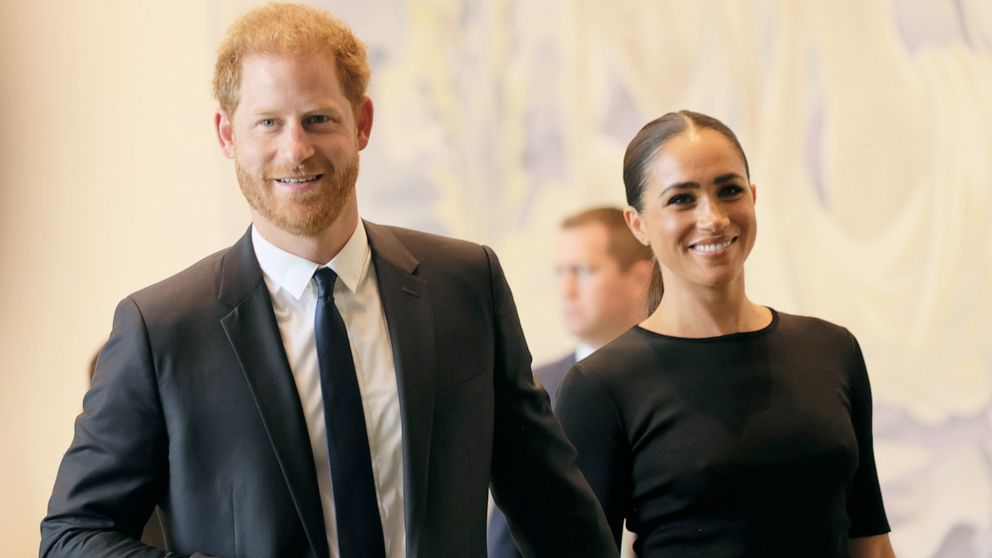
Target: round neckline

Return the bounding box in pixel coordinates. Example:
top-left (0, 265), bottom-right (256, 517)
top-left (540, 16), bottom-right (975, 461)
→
top-left (634, 307), bottom-right (779, 343)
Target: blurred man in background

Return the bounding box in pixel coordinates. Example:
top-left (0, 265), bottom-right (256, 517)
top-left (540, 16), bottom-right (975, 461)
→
top-left (488, 206), bottom-right (655, 558)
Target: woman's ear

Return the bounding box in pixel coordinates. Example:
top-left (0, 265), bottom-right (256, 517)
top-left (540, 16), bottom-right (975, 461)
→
top-left (624, 206), bottom-right (650, 246)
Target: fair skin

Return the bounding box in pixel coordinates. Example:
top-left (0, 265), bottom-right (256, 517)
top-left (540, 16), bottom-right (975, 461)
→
top-left (554, 222), bottom-right (651, 349)
top-left (215, 51), bottom-right (374, 264)
top-left (625, 126), bottom-right (895, 557)
top-left (850, 535), bottom-right (897, 558)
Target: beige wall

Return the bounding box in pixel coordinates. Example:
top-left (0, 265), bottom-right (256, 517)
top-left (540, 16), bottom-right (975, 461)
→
top-left (0, 2), bottom-right (247, 555)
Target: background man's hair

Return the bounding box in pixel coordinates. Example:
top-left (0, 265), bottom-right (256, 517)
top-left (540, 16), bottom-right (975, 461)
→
top-left (561, 207), bottom-right (652, 271)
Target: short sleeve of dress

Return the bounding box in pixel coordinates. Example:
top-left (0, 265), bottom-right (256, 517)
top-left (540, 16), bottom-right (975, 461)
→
top-left (845, 332), bottom-right (891, 537)
top-left (554, 363), bottom-right (630, 549)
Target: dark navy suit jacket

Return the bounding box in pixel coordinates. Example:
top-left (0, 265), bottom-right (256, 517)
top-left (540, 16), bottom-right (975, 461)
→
top-left (41, 223), bottom-right (614, 558)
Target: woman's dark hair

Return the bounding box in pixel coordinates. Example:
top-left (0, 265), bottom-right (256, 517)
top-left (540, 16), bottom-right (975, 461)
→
top-left (622, 110), bottom-right (750, 211)
top-left (645, 258), bottom-right (663, 315)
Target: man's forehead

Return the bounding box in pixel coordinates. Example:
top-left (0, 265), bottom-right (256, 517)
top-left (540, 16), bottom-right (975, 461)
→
top-left (556, 225), bottom-right (611, 260)
top-left (234, 52), bottom-right (344, 110)
top-left (559, 222), bottom-right (610, 245)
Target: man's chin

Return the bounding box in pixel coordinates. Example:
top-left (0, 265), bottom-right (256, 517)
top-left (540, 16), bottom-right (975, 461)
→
top-left (564, 324), bottom-right (592, 340)
top-left (275, 214), bottom-right (338, 237)
top-left (248, 204), bottom-right (334, 236)
top-left (240, 175), bottom-right (356, 238)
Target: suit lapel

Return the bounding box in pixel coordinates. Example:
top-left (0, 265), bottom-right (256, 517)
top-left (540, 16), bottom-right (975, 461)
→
top-left (365, 221), bottom-right (436, 556)
top-left (217, 229), bottom-right (329, 558)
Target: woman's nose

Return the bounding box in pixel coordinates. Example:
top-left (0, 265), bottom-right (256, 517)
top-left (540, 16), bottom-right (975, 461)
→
top-left (696, 197), bottom-right (730, 231)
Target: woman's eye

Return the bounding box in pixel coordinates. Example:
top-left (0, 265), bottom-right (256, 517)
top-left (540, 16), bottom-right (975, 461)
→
top-left (666, 193), bottom-right (694, 206)
top-left (260, 118), bottom-right (276, 127)
top-left (719, 184), bottom-right (745, 197)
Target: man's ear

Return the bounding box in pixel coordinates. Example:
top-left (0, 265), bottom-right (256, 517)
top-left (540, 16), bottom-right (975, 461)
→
top-left (215, 110), bottom-right (235, 159)
top-left (356, 96), bottom-right (374, 150)
top-left (624, 206), bottom-right (650, 246)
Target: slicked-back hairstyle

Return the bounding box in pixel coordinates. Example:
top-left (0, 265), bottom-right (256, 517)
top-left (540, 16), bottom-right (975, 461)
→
top-left (622, 110), bottom-right (750, 211)
top-left (213, 2), bottom-right (370, 117)
top-left (561, 207), bottom-right (653, 271)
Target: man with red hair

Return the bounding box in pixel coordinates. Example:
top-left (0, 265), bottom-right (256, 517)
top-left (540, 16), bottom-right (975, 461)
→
top-left (41, 4), bottom-right (614, 558)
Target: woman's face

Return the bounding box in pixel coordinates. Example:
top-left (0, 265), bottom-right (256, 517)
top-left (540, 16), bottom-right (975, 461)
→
top-left (625, 128), bottom-right (756, 292)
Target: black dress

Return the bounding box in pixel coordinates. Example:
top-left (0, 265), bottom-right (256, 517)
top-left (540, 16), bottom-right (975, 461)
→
top-left (555, 309), bottom-right (890, 557)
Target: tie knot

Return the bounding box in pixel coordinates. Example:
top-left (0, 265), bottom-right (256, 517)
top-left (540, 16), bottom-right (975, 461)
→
top-left (313, 267), bottom-right (339, 300)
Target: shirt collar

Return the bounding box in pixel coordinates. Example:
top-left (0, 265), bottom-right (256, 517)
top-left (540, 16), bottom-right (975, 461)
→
top-left (326, 222), bottom-right (371, 295)
top-left (251, 221), bottom-right (371, 300)
top-left (575, 343), bottom-right (596, 362)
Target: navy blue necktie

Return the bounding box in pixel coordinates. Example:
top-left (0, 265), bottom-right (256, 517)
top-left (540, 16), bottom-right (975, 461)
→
top-left (313, 267), bottom-right (386, 558)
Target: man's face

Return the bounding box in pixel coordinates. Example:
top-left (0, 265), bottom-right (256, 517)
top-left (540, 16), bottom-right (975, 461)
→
top-left (554, 223), bottom-right (648, 347)
top-left (215, 52), bottom-right (372, 236)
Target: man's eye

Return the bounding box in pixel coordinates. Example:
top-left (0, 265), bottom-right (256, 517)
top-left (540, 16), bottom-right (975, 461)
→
top-left (307, 115), bottom-right (331, 124)
top-left (666, 193), bottom-right (694, 206)
top-left (576, 266), bottom-right (595, 278)
top-left (260, 118), bottom-right (276, 127)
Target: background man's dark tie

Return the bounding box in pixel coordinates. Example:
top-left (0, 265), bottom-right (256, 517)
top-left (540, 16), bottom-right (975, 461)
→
top-left (313, 267), bottom-right (386, 558)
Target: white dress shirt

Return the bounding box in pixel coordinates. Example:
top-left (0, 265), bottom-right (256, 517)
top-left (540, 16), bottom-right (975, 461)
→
top-left (252, 223), bottom-right (406, 558)
top-left (574, 343), bottom-right (596, 363)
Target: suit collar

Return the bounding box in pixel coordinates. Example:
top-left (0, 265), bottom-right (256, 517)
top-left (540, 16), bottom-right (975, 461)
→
top-left (364, 220), bottom-right (419, 274)
top-left (250, 225), bottom-right (319, 300)
top-left (364, 221), bottom-right (436, 556)
top-left (221, 223), bottom-right (439, 556)
top-left (248, 222), bottom-right (371, 300)
top-left (218, 228), bottom-right (329, 558)
top-left (221, 222), bottom-right (418, 306)
top-left (217, 227), bottom-right (265, 309)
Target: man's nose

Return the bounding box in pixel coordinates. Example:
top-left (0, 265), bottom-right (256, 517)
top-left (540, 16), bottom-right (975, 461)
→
top-left (560, 273), bottom-right (578, 299)
top-left (279, 122), bottom-right (315, 166)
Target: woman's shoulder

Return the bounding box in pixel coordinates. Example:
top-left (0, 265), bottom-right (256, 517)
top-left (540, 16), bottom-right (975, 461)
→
top-left (773, 309), bottom-right (857, 344)
top-left (556, 329), bottom-right (657, 417)
top-left (573, 327), bottom-right (671, 382)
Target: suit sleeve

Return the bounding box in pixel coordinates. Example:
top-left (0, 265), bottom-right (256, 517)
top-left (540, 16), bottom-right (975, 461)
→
top-left (40, 298), bottom-right (208, 558)
top-left (554, 364), bottom-right (630, 547)
top-left (844, 333), bottom-right (891, 537)
top-left (483, 246), bottom-right (617, 558)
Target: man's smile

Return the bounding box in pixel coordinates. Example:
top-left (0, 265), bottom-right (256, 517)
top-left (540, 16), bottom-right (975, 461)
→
top-left (274, 173), bottom-right (323, 184)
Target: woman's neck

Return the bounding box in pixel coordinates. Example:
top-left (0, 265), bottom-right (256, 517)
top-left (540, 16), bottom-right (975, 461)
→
top-left (640, 275), bottom-right (771, 338)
